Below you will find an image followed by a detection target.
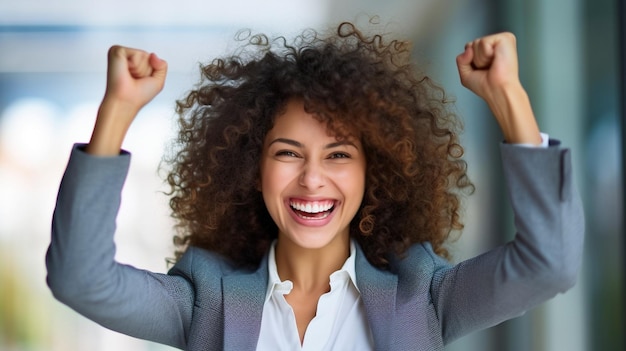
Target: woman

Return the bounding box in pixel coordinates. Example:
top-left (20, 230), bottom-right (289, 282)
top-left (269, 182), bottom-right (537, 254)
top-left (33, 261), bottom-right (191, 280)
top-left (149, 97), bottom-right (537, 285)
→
top-left (47, 22), bottom-right (584, 350)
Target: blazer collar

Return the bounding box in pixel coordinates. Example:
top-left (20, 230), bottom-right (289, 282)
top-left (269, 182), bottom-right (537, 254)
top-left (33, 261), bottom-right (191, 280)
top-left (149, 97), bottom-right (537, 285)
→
top-left (222, 254), bottom-right (269, 351)
top-left (354, 243), bottom-right (399, 349)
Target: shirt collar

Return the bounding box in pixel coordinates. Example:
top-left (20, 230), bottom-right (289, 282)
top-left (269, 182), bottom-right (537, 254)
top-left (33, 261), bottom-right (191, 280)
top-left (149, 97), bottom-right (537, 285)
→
top-left (264, 239), bottom-right (360, 303)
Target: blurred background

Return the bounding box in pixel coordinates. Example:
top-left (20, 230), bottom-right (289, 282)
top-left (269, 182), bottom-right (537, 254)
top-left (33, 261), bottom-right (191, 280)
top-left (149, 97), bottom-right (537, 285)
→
top-left (0, 0), bottom-right (622, 350)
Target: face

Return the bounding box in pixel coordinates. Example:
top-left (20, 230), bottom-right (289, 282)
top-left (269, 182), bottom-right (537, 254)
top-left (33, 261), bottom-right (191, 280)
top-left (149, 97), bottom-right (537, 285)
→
top-left (259, 99), bottom-right (366, 252)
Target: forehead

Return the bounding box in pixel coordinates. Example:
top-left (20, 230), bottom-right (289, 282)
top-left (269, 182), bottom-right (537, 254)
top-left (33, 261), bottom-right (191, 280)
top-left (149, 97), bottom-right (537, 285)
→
top-left (267, 99), bottom-right (359, 143)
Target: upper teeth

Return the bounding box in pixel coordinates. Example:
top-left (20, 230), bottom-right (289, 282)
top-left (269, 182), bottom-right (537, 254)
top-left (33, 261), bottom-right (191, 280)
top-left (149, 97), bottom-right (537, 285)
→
top-left (290, 201), bottom-right (334, 213)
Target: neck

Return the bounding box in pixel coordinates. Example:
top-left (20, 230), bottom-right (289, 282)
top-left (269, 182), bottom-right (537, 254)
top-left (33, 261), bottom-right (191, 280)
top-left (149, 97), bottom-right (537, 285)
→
top-left (275, 236), bottom-right (350, 293)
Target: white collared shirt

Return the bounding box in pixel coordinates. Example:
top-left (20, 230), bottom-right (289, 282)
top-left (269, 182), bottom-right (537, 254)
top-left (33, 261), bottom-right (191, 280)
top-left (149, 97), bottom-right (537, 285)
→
top-left (256, 240), bottom-right (374, 350)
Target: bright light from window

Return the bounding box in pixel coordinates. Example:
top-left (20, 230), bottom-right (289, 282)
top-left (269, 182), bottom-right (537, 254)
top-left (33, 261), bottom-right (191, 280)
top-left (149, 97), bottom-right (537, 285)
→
top-left (0, 98), bottom-right (59, 169)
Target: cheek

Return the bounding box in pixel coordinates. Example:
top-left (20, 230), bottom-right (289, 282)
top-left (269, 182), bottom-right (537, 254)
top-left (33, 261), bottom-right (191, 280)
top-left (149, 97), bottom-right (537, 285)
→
top-left (342, 163), bottom-right (366, 188)
top-left (259, 161), bottom-right (296, 195)
top-left (332, 166), bottom-right (366, 205)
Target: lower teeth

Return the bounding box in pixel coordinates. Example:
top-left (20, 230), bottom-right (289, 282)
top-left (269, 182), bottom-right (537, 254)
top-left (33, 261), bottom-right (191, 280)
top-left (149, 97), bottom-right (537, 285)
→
top-left (294, 209), bottom-right (332, 219)
top-left (299, 212), bottom-right (330, 219)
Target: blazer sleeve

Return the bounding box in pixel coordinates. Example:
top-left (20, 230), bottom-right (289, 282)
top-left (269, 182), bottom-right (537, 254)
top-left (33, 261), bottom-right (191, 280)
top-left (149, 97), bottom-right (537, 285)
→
top-left (430, 141), bottom-right (585, 344)
top-left (46, 145), bottom-right (193, 350)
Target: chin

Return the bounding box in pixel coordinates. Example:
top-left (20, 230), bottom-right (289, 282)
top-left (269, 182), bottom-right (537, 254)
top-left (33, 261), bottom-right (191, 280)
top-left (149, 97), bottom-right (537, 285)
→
top-left (279, 227), bottom-right (348, 251)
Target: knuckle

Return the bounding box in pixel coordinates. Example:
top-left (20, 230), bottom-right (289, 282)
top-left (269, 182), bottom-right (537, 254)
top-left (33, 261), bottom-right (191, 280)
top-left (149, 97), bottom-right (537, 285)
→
top-left (479, 40), bottom-right (489, 49)
top-left (108, 45), bottom-right (123, 57)
top-left (503, 32), bottom-right (516, 42)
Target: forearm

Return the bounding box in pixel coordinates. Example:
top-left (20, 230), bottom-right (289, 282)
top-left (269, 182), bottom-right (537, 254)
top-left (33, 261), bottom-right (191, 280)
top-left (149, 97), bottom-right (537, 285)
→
top-left (46, 146), bottom-right (191, 348)
top-left (47, 145), bottom-right (133, 307)
top-left (486, 83), bottom-right (542, 145)
top-left (434, 143), bottom-right (584, 343)
top-left (85, 99), bottom-right (138, 156)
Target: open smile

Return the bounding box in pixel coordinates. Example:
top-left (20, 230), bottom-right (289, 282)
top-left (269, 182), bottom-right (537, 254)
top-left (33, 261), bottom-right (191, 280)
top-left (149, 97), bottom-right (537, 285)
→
top-left (289, 199), bottom-right (336, 220)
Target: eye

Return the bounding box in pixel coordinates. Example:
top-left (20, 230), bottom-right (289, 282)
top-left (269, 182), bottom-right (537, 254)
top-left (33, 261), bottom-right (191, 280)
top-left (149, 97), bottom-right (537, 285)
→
top-left (276, 150), bottom-right (300, 158)
top-left (329, 152), bottom-right (351, 159)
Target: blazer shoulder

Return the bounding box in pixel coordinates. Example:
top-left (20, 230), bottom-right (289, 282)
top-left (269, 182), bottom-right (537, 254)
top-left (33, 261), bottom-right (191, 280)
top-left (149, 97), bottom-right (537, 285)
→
top-left (168, 247), bottom-right (239, 282)
top-left (389, 243), bottom-right (452, 294)
top-left (168, 247), bottom-right (266, 284)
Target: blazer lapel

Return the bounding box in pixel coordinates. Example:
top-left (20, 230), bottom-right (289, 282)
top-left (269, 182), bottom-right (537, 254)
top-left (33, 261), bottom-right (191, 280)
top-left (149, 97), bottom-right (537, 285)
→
top-left (355, 244), bottom-right (398, 349)
top-left (222, 255), bottom-right (269, 351)
top-left (221, 246), bottom-right (399, 350)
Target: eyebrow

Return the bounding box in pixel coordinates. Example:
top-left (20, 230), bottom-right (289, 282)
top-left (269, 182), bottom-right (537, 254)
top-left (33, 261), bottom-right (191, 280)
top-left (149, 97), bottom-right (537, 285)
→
top-left (268, 138), bottom-right (358, 150)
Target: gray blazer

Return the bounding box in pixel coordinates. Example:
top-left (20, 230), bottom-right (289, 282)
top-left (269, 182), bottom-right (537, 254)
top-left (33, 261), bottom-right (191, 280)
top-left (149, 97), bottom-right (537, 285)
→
top-left (46, 141), bottom-right (584, 351)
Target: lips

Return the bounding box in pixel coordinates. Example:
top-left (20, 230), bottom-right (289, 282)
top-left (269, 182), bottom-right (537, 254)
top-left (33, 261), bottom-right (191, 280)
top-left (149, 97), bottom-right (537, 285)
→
top-left (289, 199), bottom-right (335, 219)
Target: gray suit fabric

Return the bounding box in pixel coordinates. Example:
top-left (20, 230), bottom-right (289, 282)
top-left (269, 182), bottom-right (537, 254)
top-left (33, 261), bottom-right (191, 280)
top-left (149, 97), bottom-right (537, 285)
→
top-left (46, 141), bottom-right (584, 350)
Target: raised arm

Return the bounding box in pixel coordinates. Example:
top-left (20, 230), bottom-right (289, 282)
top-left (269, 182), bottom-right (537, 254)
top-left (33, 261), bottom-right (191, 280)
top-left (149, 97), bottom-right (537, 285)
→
top-left (430, 34), bottom-right (584, 343)
top-left (46, 47), bottom-right (194, 349)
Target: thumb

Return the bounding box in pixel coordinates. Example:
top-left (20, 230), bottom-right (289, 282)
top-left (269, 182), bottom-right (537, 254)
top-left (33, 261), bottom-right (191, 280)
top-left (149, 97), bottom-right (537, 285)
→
top-left (149, 53), bottom-right (168, 89)
top-left (456, 44), bottom-right (475, 87)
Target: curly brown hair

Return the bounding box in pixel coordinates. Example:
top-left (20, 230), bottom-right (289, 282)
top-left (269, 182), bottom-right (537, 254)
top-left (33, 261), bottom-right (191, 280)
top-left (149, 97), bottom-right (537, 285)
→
top-left (165, 21), bottom-right (474, 269)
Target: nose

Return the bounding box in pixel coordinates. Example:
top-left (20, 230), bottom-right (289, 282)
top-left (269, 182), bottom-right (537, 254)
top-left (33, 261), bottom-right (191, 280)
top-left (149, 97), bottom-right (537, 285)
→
top-left (298, 160), bottom-right (326, 190)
